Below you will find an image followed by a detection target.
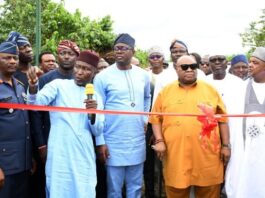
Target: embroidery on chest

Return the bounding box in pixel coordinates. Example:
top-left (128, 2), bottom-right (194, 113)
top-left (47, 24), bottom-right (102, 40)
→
top-left (246, 117), bottom-right (265, 139)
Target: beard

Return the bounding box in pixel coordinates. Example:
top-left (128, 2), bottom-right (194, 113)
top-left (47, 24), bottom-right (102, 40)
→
top-left (19, 53), bottom-right (33, 64)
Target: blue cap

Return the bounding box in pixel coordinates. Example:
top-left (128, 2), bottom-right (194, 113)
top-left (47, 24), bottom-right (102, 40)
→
top-left (231, 54), bottom-right (248, 65)
top-left (114, 33), bottom-right (135, 48)
top-left (6, 31), bottom-right (30, 47)
top-left (0, 41), bottom-right (19, 55)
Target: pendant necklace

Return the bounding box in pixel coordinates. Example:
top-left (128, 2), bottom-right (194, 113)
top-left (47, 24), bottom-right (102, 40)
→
top-left (124, 70), bottom-right (135, 107)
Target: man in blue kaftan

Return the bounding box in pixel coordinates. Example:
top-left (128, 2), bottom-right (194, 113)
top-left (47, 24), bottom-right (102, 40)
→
top-left (94, 33), bottom-right (151, 198)
top-left (27, 50), bottom-right (103, 198)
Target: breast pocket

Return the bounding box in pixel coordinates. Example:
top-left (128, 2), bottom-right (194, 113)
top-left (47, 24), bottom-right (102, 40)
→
top-left (0, 96), bottom-right (16, 116)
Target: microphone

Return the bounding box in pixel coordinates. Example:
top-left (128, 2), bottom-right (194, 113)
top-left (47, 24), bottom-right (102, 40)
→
top-left (85, 84), bottom-right (96, 125)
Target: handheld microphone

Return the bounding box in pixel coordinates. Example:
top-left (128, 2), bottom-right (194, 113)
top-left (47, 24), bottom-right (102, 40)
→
top-left (85, 84), bottom-right (96, 125)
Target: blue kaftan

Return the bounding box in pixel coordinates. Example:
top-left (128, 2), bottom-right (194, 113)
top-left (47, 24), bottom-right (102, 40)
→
top-left (28, 79), bottom-right (104, 198)
top-left (94, 64), bottom-right (151, 166)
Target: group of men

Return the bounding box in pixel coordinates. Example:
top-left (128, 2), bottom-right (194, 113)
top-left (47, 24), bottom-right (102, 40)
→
top-left (0, 30), bottom-right (265, 198)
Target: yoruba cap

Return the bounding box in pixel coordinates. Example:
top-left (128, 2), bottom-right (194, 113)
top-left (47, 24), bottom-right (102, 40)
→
top-left (57, 40), bottom-right (80, 56)
top-left (77, 50), bottom-right (100, 67)
top-left (251, 47), bottom-right (265, 62)
top-left (0, 41), bottom-right (19, 55)
top-left (114, 33), bottom-right (135, 48)
top-left (6, 31), bottom-right (30, 47)
top-left (231, 54), bottom-right (248, 65)
top-left (148, 46), bottom-right (164, 57)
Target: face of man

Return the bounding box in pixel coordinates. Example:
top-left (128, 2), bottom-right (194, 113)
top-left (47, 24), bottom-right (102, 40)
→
top-left (0, 53), bottom-right (19, 76)
top-left (58, 49), bottom-right (78, 71)
top-left (97, 61), bottom-right (109, 73)
top-left (175, 55), bottom-right (198, 85)
top-left (209, 55), bottom-right (227, 77)
top-left (19, 44), bottom-right (33, 63)
top-left (74, 60), bottom-right (96, 86)
top-left (149, 53), bottom-right (164, 69)
top-left (231, 62), bottom-right (248, 79)
top-left (249, 57), bottom-right (265, 80)
top-left (170, 43), bottom-right (188, 63)
top-left (199, 57), bottom-right (211, 75)
top-left (114, 43), bottom-right (134, 67)
top-left (40, 54), bottom-right (57, 73)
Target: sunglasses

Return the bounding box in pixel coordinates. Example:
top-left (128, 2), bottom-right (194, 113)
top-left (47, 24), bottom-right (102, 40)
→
top-left (179, 63), bottom-right (198, 71)
top-left (149, 55), bottom-right (162, 60)
top-left (113, 46), bottom-right (132, 52)
top-left (209, 56), bottom-right (226, 63)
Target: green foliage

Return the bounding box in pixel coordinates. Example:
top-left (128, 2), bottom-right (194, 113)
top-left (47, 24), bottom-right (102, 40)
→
top-left (134, 48), bottom-right (148, 68)
top-left (0, 0), bottom-right (116, 55)
top-left (240, 9), bottom-right (265, 52)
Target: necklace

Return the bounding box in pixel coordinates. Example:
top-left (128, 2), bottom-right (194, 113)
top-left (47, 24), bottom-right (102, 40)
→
top-left (124, 70), bottom-right (135, 107)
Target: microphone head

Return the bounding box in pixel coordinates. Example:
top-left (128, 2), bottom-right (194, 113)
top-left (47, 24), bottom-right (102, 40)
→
top-left (85, 84), bottom-right (94, 95)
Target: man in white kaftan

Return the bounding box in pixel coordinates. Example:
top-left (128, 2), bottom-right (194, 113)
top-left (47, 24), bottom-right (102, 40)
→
top-left (233, 47), bottom-right (265, 198)
top-left (204, 53), bottom-right (245, 197)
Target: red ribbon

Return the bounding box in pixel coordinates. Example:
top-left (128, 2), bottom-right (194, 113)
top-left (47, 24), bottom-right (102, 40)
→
top-left (1, 102), bottom-right (264, 151)
top-left (1, 103), bottom-right (265, 117)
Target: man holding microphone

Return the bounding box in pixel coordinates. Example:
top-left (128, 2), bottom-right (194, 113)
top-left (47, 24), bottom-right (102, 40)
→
top-left (27, 50), bottom-right (104, 198)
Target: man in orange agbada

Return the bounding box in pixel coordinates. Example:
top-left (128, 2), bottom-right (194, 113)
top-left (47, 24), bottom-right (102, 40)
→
top-left (149, 55), bottom-right (231, 198)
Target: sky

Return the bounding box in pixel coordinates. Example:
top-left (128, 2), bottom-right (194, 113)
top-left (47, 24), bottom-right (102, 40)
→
top-left (52, 0), bottom-right (263, 59)
top-left (1, 0), bottom-right (263, 59)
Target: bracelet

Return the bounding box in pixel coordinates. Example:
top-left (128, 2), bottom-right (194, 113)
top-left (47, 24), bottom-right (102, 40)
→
top-left (154, 139), bottom-right (164, 145)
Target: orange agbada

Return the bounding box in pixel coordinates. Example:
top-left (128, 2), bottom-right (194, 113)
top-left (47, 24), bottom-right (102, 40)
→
top-left (149, 80), bottom-right (228, 188)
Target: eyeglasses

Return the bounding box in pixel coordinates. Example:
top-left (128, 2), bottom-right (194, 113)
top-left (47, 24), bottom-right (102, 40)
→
top-left (149, 55), bottom-right (162, 60)
top-left (179, 64), bottom-right (198, 71)
top-left (200, 62), bottom-right (209, 66)
top-left (113, 46), bottom-right (132, 52)
top-left (209, 56), bottom-right (226, 63)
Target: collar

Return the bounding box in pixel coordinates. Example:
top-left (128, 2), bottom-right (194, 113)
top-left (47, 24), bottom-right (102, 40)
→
top-left (178, 80), bottom-right (197, 88)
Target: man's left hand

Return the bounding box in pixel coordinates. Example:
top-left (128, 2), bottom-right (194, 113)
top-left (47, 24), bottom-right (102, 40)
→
top-left (220, 147), bottom-right (231, 166)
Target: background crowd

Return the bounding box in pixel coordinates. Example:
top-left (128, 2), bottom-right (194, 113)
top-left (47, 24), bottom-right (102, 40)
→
top-left (0, 31), bottom-right (265, 198)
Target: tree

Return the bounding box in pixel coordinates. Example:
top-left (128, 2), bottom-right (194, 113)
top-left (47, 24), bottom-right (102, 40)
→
top-left (0, 0), bottom-right (116, 55)
top-left (134, 48), bottom-right (149, 68)
top-left (240, 9), bottom-right (265, 52)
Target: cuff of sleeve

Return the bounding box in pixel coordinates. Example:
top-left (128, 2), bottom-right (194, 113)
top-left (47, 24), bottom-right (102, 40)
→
top-left (143, 115), bottom-right (149, 124)
top-left (95, 134), bottom-right (105, 146)
top-left (27, 94), bottom-right (37, 104)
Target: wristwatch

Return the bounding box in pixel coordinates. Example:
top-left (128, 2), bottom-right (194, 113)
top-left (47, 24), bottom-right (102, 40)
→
top-left (222, 143), bottom-right (231, 149)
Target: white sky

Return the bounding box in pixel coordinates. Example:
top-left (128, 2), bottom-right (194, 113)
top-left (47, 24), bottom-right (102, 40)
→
top-left (54, 0), bottom-right (263, 59)
top-left (1, 0), bottom-right (263, 59)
